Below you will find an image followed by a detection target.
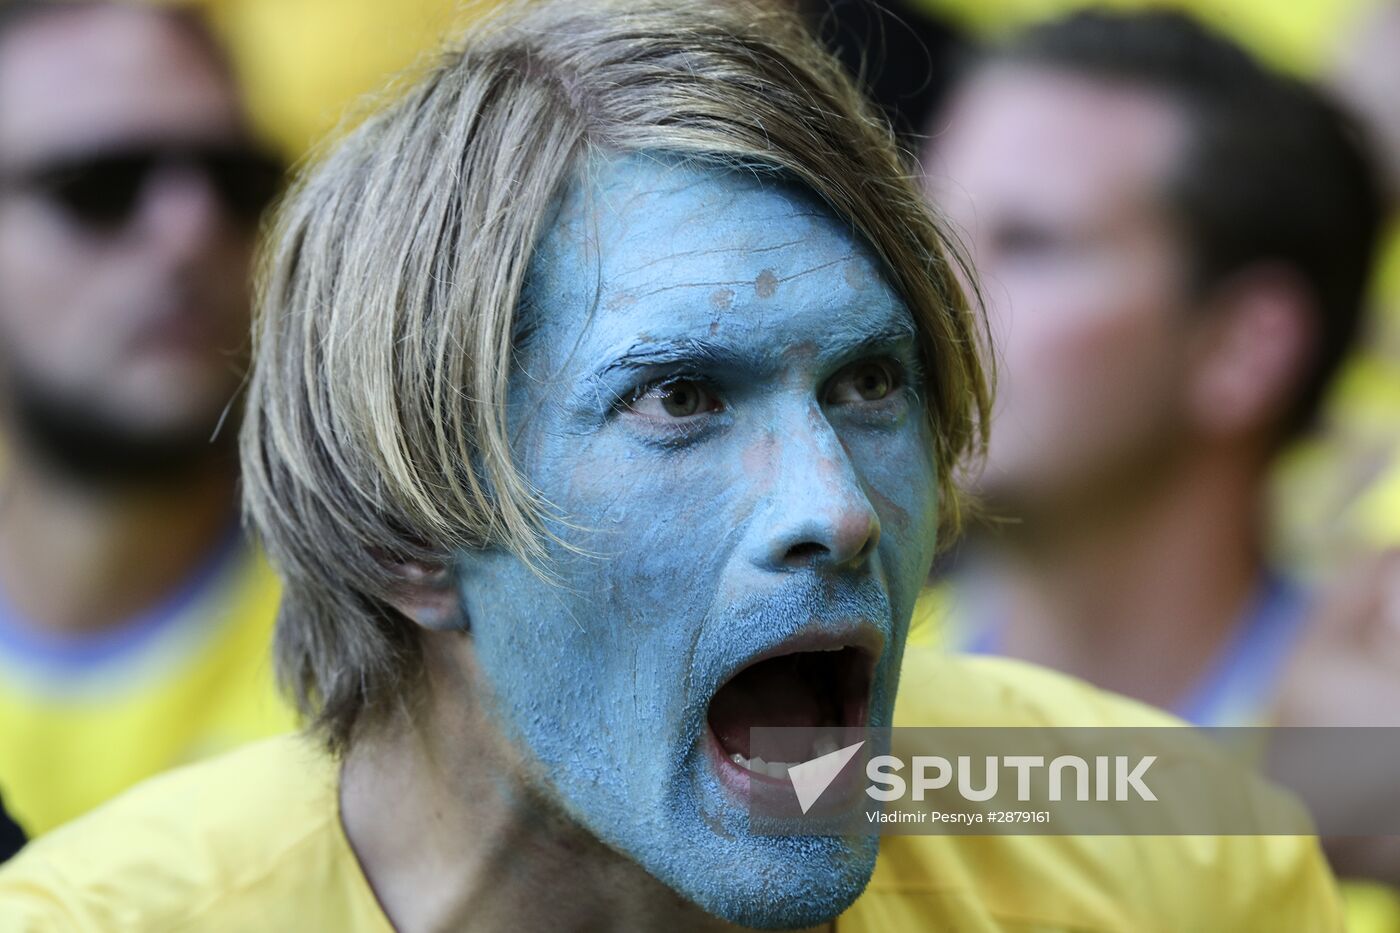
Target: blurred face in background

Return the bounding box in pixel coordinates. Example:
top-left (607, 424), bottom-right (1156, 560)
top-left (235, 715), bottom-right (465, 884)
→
top-left (930, 66), bottom-right (1194, 517)
top-left (0, 5), bottom-right (278, 480)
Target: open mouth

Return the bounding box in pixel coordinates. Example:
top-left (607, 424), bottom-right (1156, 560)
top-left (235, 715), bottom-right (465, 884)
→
top-left (706, 644), bottom-right (875, 782)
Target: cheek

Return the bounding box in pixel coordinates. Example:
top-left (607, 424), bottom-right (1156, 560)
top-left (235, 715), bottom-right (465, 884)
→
top-left (558, 437), bottom-right (743, 542)
top-left (0, 206), bottom-right (86, 294)
top-left (464, 438), bottom-right (738, 767)
top-left (540, 433), bottom-right (744, 634)
top-left (0, 214), bottom-right (123, 378)
top-left (0, 219), bottom-right (65, 344)
top-left (995, 264), bottom-right (1176, 423)
top-left (849, 423), bottom-right (939, 564)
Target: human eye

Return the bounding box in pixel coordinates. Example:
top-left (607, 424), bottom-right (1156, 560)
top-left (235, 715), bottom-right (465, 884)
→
top-left (619, 377), bottom-right (724, 422)
top-left (995, 222), bottom-right (1060, 257)
top-left (992, 219), bottom-right (1086, 265)
top-left (824, 358), bottom-right (905, 407)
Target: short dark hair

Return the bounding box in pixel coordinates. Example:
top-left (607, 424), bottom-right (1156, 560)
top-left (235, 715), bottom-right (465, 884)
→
top-left (799, 0), bottom-right (973, 146)
top-left (988, 9), bottom-right (1384, 438)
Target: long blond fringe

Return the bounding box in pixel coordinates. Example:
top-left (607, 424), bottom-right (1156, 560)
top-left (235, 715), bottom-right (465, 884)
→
top-left (240, 0), bottom-right (992, 753)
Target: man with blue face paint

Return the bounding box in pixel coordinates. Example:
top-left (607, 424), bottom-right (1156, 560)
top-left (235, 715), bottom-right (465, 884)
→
top-left (0, 1), bottom-right (1344, 930)
top-left (448, 151), bottom-right (942, 926)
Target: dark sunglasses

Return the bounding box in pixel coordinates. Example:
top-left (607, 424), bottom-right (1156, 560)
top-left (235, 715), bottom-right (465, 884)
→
top-left (2, 144), bottom-right (284, 231)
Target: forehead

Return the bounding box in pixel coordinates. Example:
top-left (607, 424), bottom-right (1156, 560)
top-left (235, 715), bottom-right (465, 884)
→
top-left (934, 65), bottom-right (1185, 219)
top-left (524, 154), bottom-right (912, 369)
top-left (0, 7), bottom-right (242, 161)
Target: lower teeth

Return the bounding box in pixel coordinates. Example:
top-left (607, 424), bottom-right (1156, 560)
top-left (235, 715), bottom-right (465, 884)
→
top-left (730, 735), bottom-right (843, 779)
top-left (731, 753), bottom-right (790, 778)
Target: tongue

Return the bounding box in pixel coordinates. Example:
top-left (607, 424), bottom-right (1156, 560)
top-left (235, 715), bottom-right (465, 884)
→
top-left (707, 654), bottom-right (835, 759)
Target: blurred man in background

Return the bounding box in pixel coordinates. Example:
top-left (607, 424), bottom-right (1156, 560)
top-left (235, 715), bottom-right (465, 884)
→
top-left (0, 0), bottom-right (291, 837)
top-left (922, 9), bottom-right (1383, 726)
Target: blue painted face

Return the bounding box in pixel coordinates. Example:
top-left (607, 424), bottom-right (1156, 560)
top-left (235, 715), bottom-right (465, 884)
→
top-left (456, 154), bottom-right (940, 928)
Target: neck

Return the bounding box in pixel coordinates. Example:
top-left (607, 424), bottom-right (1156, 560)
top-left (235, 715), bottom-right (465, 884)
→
top-left (341, 632), bottom-right (826, 933)
top-left (0, 441), bottom-right (237, 635)
top-left (978, 453), bottom-right (1268, 711)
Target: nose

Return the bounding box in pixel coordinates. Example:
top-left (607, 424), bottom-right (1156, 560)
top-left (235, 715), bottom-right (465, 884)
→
top-left (136, 165), bottom-right (227, 263)
top-left (750, 406), bottom-right (882, 573)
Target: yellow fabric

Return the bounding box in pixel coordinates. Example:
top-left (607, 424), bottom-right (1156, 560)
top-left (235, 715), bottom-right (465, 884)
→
top-left (0, 545), bottom-right (294, 836)
top-left (905, 583), bottom-right (950, 649)
top-left (0, 734), bottom-right (386, 933)
top-left (918, 576), bottom-right (1398, 930)
top-left (1347, 882), bottom-right (1400, 933)
top-left (845, 648), bottom-right (1343, 932)
top-left (0, 650), bottom-right (1341, 931)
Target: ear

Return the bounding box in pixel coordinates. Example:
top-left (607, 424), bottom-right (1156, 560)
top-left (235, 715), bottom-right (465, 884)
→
top-left (1185, 265), bottom-right (1315, 441)
top-left (384, 559), bottom-right (468, 632)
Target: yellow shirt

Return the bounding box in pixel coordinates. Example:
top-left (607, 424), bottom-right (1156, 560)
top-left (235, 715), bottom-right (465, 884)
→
top-left (869, 648), bottom-right (1341, 931)
top-left (0, 648), bottom-right (1340, 931)
top-left (913, 573), bottom-right (1399, 931)
top-left (0, 536), bottom-right (295, 836)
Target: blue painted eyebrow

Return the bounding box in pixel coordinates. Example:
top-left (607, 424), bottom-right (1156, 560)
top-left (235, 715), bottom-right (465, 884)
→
top-left (590, 318), bottom-right (920, 383)
top-left (595, 337), bottom-right (730, 377)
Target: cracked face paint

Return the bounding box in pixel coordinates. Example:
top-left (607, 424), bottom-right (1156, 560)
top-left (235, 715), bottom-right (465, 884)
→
top-left (456, 154), bottom-right (940, 928)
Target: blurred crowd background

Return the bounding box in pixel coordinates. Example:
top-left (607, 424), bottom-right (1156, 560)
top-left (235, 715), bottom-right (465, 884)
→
top-left (0, 0), bottom-right (1397, 928)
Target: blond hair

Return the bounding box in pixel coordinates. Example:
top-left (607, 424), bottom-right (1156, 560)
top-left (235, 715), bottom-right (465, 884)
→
top-left (241, 0), bottom-right (990, 752)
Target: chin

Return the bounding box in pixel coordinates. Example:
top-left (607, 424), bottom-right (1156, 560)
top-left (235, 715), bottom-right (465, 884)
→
top-left (656, 829), bottom-right (878, 931)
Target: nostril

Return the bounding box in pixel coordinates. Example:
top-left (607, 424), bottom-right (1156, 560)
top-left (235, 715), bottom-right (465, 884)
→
top-left (855, 533), bottom-right (877, 563)
top-left (782, 542), bottom-right (829, 566)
